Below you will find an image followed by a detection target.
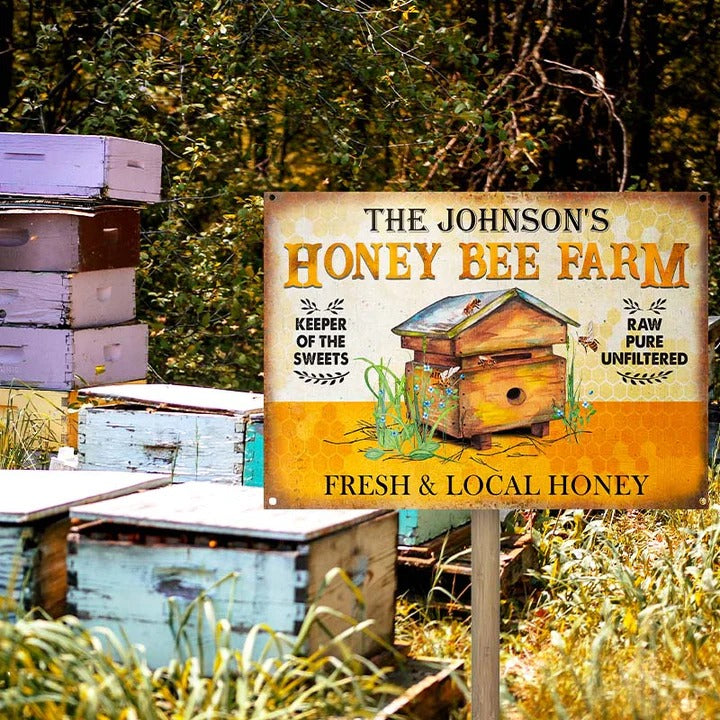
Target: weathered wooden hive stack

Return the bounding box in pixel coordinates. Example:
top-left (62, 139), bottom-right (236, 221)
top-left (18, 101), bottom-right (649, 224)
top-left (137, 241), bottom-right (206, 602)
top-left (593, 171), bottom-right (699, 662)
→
top-left (76, 383), bottom-right (264, 484)
top-left (67, 483), bottom-right (397, 670)
top-left (0, 470), bottom-right (169, 618)
top-left (0, 133), bottom-right (162, 448)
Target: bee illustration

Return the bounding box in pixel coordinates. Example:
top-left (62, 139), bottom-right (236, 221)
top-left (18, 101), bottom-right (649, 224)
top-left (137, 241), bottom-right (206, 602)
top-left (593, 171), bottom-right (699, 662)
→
top-left (476, 355), bottom-right (496, 368)
top-left (463, 297), bottom-right (482, 316)
top-left (578, 322), bottom-right (599, 352)
top-left (430, 365), bottom-right (461, 388)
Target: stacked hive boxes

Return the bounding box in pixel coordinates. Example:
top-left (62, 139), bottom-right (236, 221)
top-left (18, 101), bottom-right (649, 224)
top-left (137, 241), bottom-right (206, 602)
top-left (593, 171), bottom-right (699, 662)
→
top-left (0, 133), bottom-right (162, 447)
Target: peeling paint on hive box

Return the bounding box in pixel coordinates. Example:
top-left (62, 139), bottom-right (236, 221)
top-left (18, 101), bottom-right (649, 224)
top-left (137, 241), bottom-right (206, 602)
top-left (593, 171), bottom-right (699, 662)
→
top-left (79, 408), bottom-right (246, 481)
top-left (67, 483), bottom-right (397, 670)
top-left (78, 384), bottom-right (265, 483)
top-left (0, 470), bottom-right (169, 618)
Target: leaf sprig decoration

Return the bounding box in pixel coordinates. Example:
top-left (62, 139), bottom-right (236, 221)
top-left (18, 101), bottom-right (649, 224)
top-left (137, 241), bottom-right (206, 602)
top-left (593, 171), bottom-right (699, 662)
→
top-left (300, 298), bottom-right (321, 314)
top-left (617, 370), bottom-right (673, 385)
top-left (294, 370), bottom-right (349, 385)
top-left (648, 298), bottom-right (667, 315)
top-left (326, 298), bottom-right (344, 314)
top-left (623, 298), bottom-right (642, 314)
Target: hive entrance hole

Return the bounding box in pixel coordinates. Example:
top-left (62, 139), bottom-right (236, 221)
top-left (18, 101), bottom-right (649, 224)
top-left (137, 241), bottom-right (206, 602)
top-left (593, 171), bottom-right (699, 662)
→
top-left (506, 387), bottom-right (526, 405)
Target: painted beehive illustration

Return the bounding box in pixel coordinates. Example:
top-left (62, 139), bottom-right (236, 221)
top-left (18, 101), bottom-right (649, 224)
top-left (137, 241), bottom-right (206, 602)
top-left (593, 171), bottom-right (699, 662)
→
top-left (392, 287), bottom-right (579, 449)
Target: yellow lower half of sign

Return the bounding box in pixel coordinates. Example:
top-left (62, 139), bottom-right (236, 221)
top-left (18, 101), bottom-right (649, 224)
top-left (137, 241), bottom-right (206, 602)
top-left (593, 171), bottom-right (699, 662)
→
top-left (265, 401), bottom-right (707, 510)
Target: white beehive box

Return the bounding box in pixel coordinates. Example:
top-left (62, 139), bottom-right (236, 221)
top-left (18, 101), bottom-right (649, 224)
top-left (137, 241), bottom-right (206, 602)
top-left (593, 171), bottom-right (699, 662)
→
top-left (0, 134), bottom-right (162, 203)
top-left (68, 484), bottom-right (397, 669)
top-left (78, 384), bottom-right (263, 483)
top-left (0, 207), bottom-right (140, 272)
top-left (0, 470), bottom-right (169, 617)
top-left (0, 324), bottom-right (148, 390)
top-left (0, 268), bottom-right (135, 327)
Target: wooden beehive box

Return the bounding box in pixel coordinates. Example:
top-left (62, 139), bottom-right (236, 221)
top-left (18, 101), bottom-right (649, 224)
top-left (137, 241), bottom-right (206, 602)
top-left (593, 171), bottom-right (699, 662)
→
top-left (397, 509), bottom-right (471, 547)
top-left (77, 384), bottom-right (264, 483)
top-left (0, 470), bottom-right (169, 618)
top-left (0, 134), bottom-right (162, 203)
top-left (242, 410), bottom-right (264, 487)
top-left (392, 288), bottom-right (579, 449)
top-left (0, 206), bottom-right (140, 272)
top-left (0, 324), bottom-right (148, 390)
top-left (67, 483), bottom-right (397, 669)
top-left (0, 268), bottom-right (135, 327)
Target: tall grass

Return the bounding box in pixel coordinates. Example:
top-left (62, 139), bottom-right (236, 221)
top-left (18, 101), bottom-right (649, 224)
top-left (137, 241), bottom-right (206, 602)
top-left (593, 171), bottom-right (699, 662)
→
top-left (502, 483), bottom-right (720, 719)
top-left (360, 357), bottom-right (460, 461)
top-left (0, 570), bottom-right (402, 719)
top-left (0, 389), bottom-right (58, 468)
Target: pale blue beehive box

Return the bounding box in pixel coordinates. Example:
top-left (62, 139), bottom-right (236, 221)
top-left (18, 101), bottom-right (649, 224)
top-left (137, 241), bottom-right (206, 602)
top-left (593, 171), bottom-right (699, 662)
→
top-left (0, 470), bottom-right (169, 618)
top-left (68, 483), bottom-right (397, 670)
top-left (77, 384), bottom-right (264, 484)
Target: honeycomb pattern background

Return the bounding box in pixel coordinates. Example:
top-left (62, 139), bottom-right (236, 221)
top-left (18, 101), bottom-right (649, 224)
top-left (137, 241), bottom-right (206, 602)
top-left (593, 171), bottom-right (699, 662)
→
top-left (265, 400), bottom-right (706, 510)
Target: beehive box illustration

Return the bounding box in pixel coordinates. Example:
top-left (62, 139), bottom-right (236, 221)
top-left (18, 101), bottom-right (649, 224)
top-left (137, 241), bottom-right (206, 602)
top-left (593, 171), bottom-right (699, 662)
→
top-left (392, 287), bottom-right (579, 449)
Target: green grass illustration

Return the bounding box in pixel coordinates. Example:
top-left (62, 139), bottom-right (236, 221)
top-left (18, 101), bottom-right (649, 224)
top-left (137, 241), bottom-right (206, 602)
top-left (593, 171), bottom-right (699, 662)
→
top-left (359, 358), bottom-right (460, 461)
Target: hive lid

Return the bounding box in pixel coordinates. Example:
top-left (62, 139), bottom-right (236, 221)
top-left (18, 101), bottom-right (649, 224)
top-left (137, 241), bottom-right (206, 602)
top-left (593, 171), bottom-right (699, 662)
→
top-left (0, 470), bottom-right (170, 523)
top-left (391, 287), bottom-right (579, 339)
top-left (79, 384), bottom-right (264, 415)
top-left (71, 483), bottom-right (391, 541)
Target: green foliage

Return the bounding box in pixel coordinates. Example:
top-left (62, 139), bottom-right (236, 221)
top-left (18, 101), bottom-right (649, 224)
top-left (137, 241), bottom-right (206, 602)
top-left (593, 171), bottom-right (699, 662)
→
top-left (359, 358), bottom-right (460, 461)
top-left (1, 0), bottom-right (719, 384)
top-left (552, 341), bottom-right (596, 441)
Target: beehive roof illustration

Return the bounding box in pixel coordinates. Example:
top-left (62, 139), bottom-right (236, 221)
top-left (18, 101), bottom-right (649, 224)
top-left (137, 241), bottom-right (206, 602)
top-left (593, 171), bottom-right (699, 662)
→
top-left (391, 287), bottom-right (579, 339)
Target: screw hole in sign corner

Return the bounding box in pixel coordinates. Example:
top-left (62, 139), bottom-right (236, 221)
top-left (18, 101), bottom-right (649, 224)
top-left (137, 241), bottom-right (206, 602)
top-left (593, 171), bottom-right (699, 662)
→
top-left (268, 496), bottom-right (278, 506)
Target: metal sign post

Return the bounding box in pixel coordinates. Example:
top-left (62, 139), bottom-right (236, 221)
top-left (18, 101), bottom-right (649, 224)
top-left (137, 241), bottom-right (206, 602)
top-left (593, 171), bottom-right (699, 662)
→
top-left (472, 509), bottom-right (500, 720)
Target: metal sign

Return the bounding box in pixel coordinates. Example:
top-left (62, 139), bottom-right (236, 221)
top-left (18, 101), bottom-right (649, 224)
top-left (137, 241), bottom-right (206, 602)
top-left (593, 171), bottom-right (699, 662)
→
top-left (264, 192), bottom-right (708, 510)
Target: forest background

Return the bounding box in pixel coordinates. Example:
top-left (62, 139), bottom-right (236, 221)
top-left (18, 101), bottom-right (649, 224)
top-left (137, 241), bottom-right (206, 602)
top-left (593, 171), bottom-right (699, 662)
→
top-left (0, 0), bottom-right (717, 391)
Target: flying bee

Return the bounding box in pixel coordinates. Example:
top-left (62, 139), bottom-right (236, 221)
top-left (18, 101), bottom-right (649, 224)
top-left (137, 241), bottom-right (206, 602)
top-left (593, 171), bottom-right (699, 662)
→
top-left (476, 355), bottom-right (496, 368)
top-left (430, 365), bottom-right (461, 389)
top-left (463, 297), bottom-right (482, 315)
top-left (578, 322), bottom-right (599, 352)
